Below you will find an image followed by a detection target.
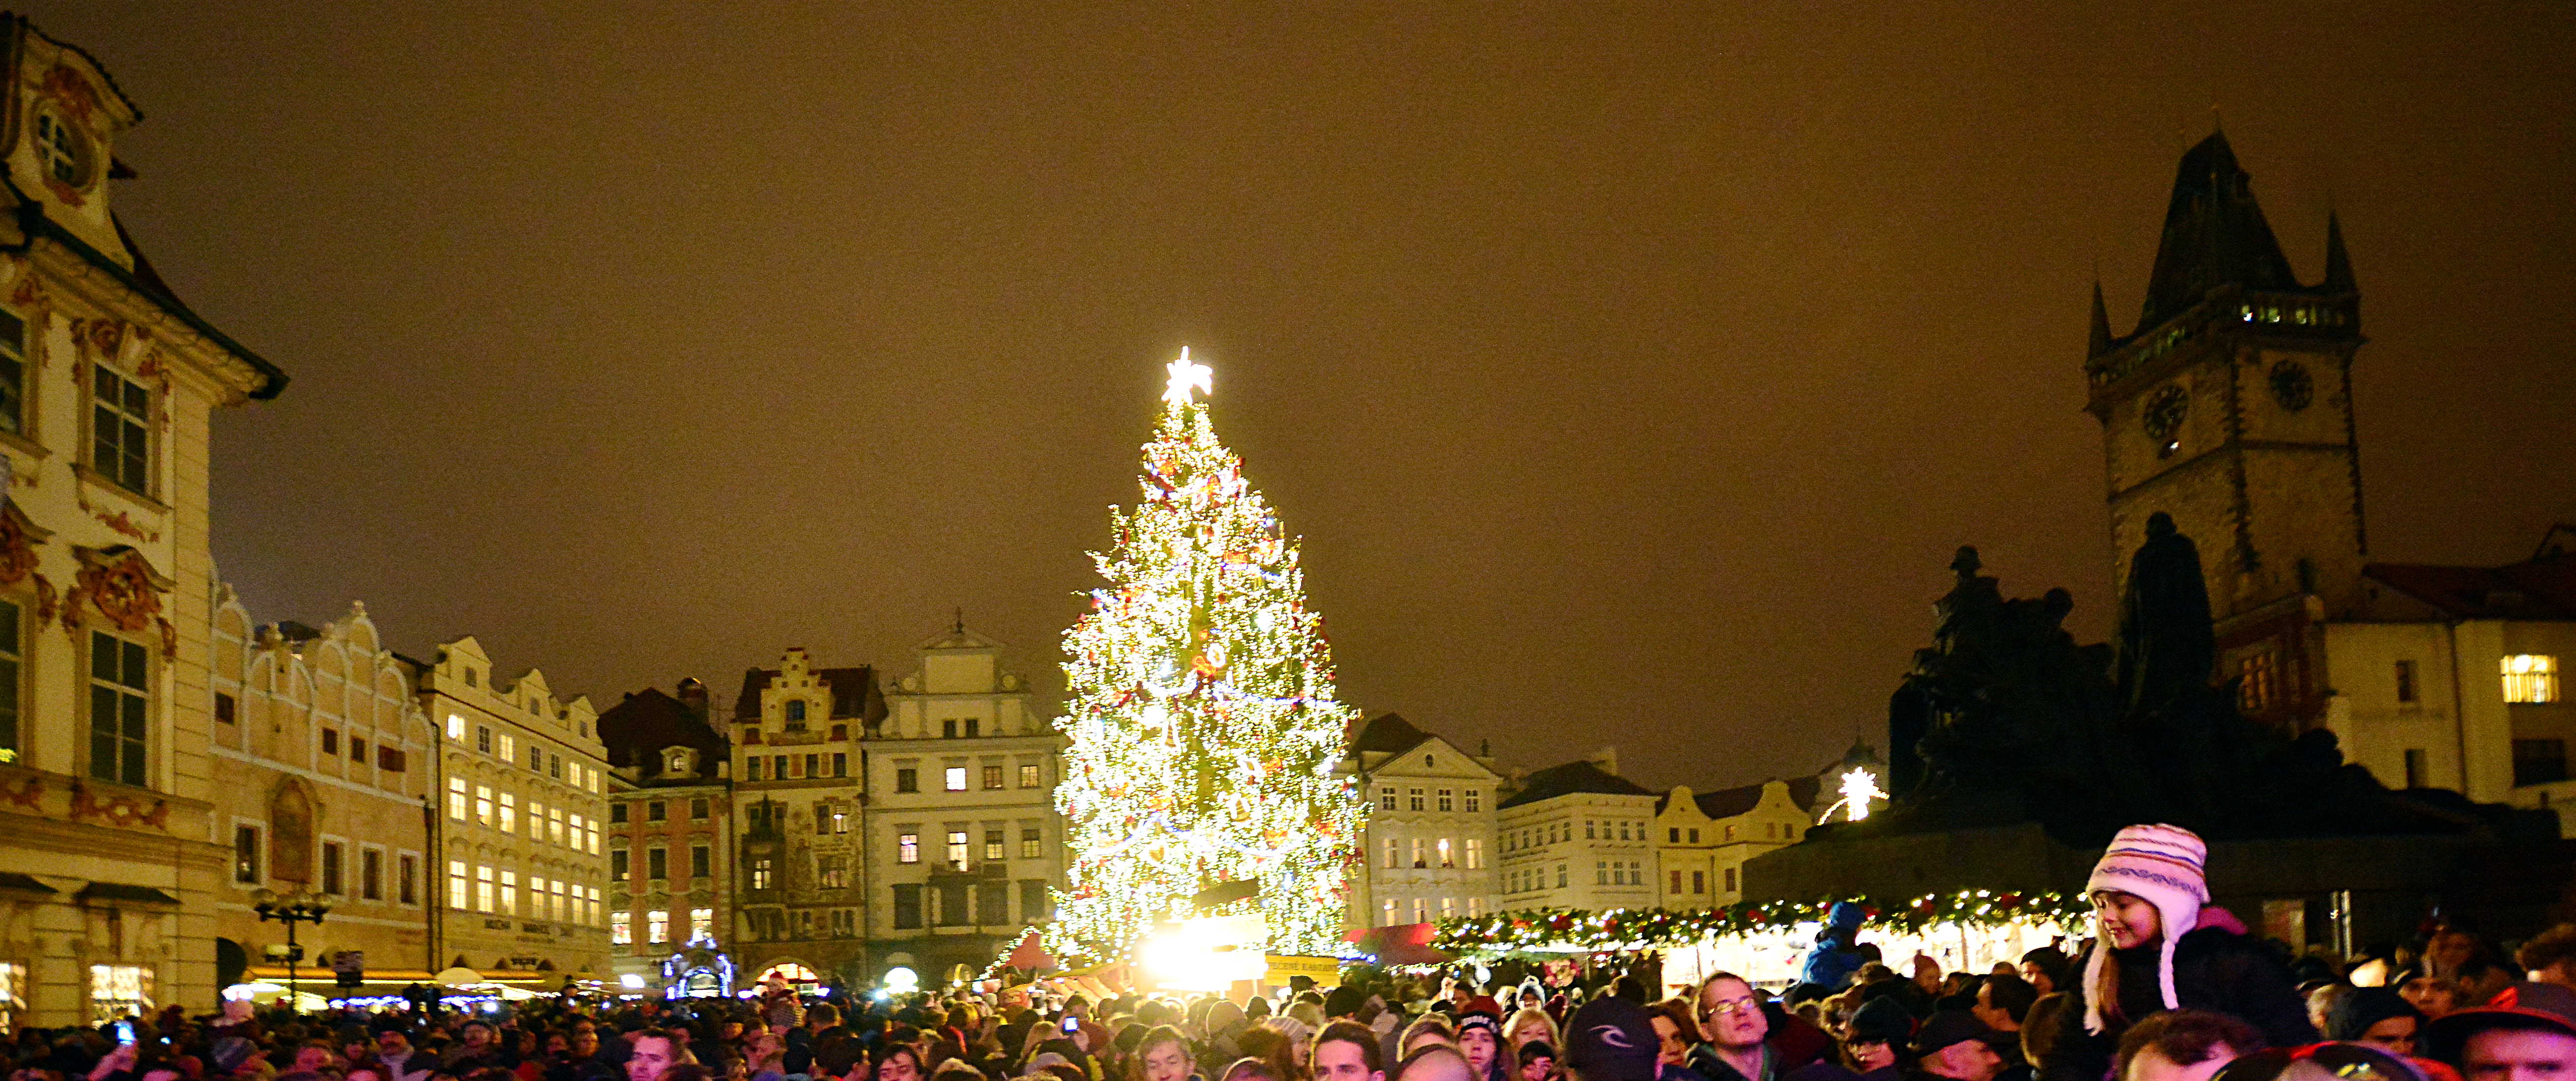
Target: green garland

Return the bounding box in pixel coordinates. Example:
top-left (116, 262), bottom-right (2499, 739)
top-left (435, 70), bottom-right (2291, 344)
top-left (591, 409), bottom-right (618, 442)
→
top-left (1430, 890), bottom-right (2091, 955)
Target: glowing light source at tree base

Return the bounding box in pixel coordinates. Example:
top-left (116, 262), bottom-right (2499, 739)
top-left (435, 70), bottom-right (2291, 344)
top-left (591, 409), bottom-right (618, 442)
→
top-left (882, 967), bottom-right (919, 994)
top-left (1138, 914), bottom-right (1270, 992)
top-left (1045, 350), bottom-right (1365, 967)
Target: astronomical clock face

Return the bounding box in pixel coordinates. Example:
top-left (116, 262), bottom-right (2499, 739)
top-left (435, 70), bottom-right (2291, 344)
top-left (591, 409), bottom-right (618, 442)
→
top-left (2143, 385), bottom-right (2189, 458)
top-left (2269, 359), bottom-right (2314, 412)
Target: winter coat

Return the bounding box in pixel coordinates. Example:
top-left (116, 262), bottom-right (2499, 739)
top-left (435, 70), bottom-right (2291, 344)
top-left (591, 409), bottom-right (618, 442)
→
top-left (1798, 903), bottom-right (1870, 993)
top-left (2036, 927), bottom-right (2316, 1081)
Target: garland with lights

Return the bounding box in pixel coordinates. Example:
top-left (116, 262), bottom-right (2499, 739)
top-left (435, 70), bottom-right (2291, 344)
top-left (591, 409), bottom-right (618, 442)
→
top-left (1044, 350), bottom-right (1365, 967)
top-left (1427, 890), bottom-right (2091, 957)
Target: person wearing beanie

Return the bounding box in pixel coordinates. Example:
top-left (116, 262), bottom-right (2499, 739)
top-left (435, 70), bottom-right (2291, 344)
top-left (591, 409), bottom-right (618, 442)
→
top-left (1839, 997), bottom-right (1912, 1081)
top-left (1459, 1013), bottom-right (1512, 1081)
top-left (2326, 988), bottom-right (2425, 1056)
top-left (2034, 825), bottom-right (2312, 1081)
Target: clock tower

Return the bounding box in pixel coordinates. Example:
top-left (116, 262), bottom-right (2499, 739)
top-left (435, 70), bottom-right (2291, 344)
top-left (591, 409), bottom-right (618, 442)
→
top-left (2085, 131), bottom-right (2363, 729)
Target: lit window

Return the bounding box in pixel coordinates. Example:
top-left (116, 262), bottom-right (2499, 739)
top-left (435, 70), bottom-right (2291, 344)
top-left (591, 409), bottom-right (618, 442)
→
top-left (1437, 837), bottom-right (1453, 868)
top-left (475, 786), bottom-right (492, 825)
top-left (498, 734), bottom-right (516, 764)
top-left (475, 865), bottom-right (494, 912)
top-left (1465, 838), bottom-right (1482, 869)
top-left (1021, 827), bottom-right (1042, 859)
top-left (944, 767), bottom-right (967, 792)
top-left (499, 869), bottom-right (517, 914)
top-left (91, 364), bottom-right (151, 493)
top-left (751, 858), bottom-right (772, 890)
top-left (984, 829), bottom-right (1005, 861)
top-left (983, 765), bottom-right (1004, 790)
top-left (690, 908), bottom-right (713, 938)
top-left (87, 632), bottom-right (148, 787)
top-left (947, 830), bottom-right (969, 869)
top-left (898, 832), bottom-right (920, 864)
top-left (87, 964), bottom-right (151, 1024)
top-left (647, 910), bottom-right (669, 944)
top-left (2505, 655), bottom-right (2561, 704)
top-left (1381, 899), bottom-right (1396, 926)
top-left (549, 807), bottom-right (565, 846)
top-left (1468, 897), bottom-right (1481, 915)
top-left (1410, 838), bottom-right (1425, 868)
top-left (1019, 764), bottom-right (1041, 788)
top-left (448, 860), bottom-right (467, 909)
top-left (611, 911), bottom-right (632, 945)
top-left (498, 793), bottom-right (516, 834)
top-left (2240, 652), bottom-right (2278, 712)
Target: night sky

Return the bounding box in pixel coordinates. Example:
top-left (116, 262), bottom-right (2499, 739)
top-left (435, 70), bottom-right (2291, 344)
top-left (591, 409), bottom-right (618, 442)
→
top-left (35, 4), bottom-right (2576, 790)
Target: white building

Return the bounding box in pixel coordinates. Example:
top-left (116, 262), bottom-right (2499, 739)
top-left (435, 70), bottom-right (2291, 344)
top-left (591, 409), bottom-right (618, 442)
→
top-left (2320, 529), bottom-right (2576, 826)
top-left (1343, 713), bottom-right (1503, 926)
top-left (1496, 750), bottom-right (1659, 911)
top-left (866, 624), bottom-right (1065, 984)
top-left (414, 637), bottom-right (613, 981)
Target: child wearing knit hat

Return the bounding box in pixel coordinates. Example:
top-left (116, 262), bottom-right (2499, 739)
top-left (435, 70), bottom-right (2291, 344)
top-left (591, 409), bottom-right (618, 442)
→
top-left (2036, 824), bottom-right (2316, 1081)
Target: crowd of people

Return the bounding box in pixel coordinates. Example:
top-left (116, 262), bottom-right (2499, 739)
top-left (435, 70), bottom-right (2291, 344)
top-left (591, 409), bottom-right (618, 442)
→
top-left (14, 824), bottom-right (2576, 1081)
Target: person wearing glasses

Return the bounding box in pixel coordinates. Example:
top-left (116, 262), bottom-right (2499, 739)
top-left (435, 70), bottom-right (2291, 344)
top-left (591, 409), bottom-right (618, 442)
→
top-left (1685, 975), bottom-right (1772, 1081)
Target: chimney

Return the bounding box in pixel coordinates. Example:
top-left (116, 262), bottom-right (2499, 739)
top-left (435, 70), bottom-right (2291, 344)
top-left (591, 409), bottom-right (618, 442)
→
top-left (677, 677), bottom-right (709, 717)
top-left (1588, 746), bottom-right (1620, 775)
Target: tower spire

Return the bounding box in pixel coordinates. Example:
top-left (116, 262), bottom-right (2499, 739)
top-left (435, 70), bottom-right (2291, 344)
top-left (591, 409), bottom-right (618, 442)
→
top-left (2322, 211), bottom-right (2356, 293)
top-left (2088, 280), bottom-right (2115, 357)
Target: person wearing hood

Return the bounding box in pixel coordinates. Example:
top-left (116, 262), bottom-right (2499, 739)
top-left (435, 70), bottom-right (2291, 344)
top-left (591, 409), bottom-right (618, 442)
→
top-left (1800, 907), bottom-right (1870, 998)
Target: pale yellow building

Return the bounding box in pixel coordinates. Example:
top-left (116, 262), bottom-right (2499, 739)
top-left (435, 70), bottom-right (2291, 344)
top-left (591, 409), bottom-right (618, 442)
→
top-left (1651, 778), bottom-right (1818, 908)
top-left (0, 18), bottom-right (289, 1028)
top-left (207, 596), bottom-right (436, 992)
top-left (411, 638), bottom-right (612, 981)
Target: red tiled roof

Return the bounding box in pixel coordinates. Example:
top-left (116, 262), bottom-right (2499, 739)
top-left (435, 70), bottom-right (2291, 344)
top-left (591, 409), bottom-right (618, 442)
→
top-left (2366, 540), bottom-right (2576, 620)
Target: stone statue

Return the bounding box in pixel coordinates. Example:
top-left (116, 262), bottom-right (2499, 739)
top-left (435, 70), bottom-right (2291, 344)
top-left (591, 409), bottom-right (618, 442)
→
top-left (2114, 512), bottom-right (2216, 716)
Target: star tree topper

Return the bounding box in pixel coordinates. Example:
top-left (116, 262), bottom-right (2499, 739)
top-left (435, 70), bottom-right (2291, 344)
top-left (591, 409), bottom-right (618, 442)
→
top-left (1164, 347), bottom-right (1214, 406)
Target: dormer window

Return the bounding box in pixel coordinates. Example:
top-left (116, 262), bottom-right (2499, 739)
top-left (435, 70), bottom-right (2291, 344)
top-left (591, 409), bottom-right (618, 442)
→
top-left (35, 109), bottom-right (96, 192)
top-left (665, 749), bottom-right (694, 776)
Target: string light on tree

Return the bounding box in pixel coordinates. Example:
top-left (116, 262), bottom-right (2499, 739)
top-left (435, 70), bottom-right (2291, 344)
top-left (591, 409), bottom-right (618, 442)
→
top-left (1046, 348), bottom-right (1365, 965)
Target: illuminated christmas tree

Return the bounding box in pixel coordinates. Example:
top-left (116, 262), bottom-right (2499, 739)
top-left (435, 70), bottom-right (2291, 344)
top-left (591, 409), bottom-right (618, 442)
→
top-left (1048, 349), bottom-right (1365, 963)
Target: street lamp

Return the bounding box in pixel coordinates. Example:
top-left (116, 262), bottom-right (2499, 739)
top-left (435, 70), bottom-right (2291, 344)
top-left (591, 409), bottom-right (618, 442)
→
top-left (253, 889), bottom-right (329, 1011)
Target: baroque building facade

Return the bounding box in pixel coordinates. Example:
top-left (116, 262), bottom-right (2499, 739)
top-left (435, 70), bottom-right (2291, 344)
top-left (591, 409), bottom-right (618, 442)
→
top-left (412, 638), bottom-right (611, 981)
top-left (1341, 713), bottom-right (1500, 926)
top-left (206, 597), bottom-right (435, 993)
top-left (0, 18), bottom-right (289, 1027)
top-left (728, 648), bottom-right (877, 989)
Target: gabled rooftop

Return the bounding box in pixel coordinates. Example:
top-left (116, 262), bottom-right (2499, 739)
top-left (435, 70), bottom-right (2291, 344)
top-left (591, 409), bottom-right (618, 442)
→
top-left (732, 664), bottom-right (888, 723)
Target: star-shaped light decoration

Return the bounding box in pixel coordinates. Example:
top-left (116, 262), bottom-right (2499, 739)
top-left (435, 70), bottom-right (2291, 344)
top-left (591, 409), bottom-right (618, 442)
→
top-left (1164, 347), bottom-right (1213, 407)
